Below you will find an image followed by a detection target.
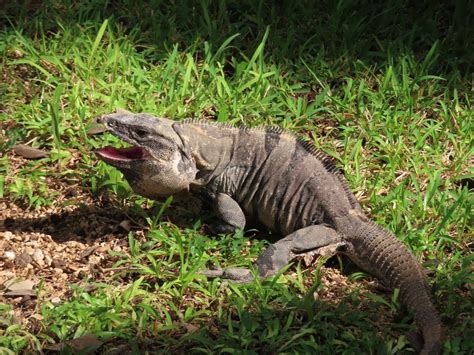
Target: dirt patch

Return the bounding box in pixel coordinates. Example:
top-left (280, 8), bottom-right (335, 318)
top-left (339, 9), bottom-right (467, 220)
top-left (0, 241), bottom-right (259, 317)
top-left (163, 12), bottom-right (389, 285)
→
top-left (0, 165), bottom-right (138, 330)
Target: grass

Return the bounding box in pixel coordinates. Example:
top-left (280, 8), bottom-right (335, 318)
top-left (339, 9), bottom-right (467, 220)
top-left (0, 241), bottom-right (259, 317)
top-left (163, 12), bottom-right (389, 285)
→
top-left (0, 0), bottom-right (473, 353)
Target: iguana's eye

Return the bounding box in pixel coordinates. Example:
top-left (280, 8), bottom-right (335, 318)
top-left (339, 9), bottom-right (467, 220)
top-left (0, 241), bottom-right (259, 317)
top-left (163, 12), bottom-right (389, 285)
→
top-left (134, 128), bottom-right (149, 139)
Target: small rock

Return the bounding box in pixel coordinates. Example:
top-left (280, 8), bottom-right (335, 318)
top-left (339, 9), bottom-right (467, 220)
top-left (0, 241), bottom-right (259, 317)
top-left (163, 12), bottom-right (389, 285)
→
top-left (51, 259), bottom-right (66, 269)
top-left (3, 231), bottom-right (13, 240)
top-left (88, 255), bottom-right (101, 265)
top-left (3, 251), bottom-right (16, 260)
top-left (25, 240), bottom-right (40, 247)
top-left (44, 254), bottom-right (53, 266)
top-left (51, 297), bottom-right (61, 305)
top-left (15, 252), bottom-right (33, 267)
top-left (95, 246), bottom-right (108, 253)
top-left (53, 268), bottom-right (64, 275)
top-left (32, 249), bottom-right (44, 265)
top-left (11, 49), bottom-right (24, 58)
top-left (119, 220), bottom-right (131, 231)
top-left (66, 241), bottom-right (81, 249)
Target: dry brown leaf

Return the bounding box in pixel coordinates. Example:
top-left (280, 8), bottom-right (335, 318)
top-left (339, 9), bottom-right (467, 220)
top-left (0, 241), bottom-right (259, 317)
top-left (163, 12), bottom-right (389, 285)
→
top-left (86, 125), bottom-right (108, 135)
top-left (12, 144), bottom-right (48, 159)
top-left (4, 289), bottom-right (36, 296)
top-left (5, 278), bottom-right (35, 291)
top-left (3, 278), bottom-right (36, 296)
top-left (43, 334), bottom-right (103, 352)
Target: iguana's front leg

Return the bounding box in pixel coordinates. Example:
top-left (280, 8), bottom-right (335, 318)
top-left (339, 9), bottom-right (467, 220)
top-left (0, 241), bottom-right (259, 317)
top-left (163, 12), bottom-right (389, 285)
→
top-left (204, 225), bottom-right (346, 282)
top-left (206, 193), bottom-right (246, 234)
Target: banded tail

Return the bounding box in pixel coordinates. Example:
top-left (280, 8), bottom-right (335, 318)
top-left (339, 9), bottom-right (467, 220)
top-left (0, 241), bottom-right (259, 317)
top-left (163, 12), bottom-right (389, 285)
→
top-left (345, 220), bottom-right (443, 354)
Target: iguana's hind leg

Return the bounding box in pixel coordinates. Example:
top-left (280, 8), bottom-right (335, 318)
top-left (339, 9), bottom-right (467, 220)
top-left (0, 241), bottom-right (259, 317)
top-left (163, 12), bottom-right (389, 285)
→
top-left (203, 225), bottom-right (346, 283)
top-left (206, 193), bottom-right (246, 234)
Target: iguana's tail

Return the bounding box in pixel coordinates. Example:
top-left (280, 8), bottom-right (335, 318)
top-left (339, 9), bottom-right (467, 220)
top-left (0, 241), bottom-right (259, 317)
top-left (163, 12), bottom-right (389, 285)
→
top-left (345, 220), bottom-right (443, 354)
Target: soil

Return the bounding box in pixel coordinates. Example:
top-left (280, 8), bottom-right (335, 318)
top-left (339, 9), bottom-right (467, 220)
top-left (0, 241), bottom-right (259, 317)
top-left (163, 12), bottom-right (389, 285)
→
top-left (0, 183), bottom-right (135, 330)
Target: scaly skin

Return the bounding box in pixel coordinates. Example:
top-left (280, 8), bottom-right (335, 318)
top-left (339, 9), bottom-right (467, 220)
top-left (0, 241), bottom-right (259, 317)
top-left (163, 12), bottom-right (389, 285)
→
top-left (95, 111), bottom-right (443, 354)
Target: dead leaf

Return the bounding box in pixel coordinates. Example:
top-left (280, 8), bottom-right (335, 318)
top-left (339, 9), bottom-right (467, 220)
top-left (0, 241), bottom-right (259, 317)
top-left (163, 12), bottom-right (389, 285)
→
top-left (12, 144), bottom-right (48, 159)
top-left (86, 125), bottom-right (107, 135)
top-left (5, 278), bottom-right (35, 291)
top-left (3, 278), bottom-right (36, 297)
top-left (4, 289), bottom-right (36, 296)
top-left (43, 334), bottom-right (103, 353)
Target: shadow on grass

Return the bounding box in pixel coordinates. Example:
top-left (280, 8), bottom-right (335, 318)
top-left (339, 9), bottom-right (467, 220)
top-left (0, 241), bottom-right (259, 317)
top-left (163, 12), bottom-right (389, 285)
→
top-left (1, 0), bottom-right (473, 78)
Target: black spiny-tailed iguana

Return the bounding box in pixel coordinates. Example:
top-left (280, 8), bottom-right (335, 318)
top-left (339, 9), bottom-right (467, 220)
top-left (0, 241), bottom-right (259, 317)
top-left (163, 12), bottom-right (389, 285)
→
top-left (95, 111), bottom-right (443, 354)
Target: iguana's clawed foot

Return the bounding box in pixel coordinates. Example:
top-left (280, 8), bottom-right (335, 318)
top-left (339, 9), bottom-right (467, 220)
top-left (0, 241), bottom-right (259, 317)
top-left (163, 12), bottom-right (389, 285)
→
top-left (202, 223), bottom-right (237, 236)
top-left (198, 267), bottom-right (254, 283)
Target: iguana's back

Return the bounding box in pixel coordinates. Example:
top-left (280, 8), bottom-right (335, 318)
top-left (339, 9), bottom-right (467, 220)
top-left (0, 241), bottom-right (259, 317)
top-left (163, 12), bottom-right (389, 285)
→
top-left (176, 121), bottom-right (359, 235)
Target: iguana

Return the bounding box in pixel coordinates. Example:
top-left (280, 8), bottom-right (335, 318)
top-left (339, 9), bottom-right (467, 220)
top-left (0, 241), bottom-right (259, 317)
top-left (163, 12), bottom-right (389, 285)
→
top-left (95, 111), bottom-right (443, 354)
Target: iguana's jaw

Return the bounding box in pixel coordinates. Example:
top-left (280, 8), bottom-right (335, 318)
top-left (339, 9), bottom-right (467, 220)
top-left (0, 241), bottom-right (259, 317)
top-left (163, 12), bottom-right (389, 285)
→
top-left (95, 145), bottom-right (151, 163)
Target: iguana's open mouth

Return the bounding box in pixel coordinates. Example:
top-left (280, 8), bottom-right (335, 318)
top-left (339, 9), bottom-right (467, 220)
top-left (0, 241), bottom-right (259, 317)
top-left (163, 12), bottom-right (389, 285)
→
top-left (95, 146), bottom-right (151, 161)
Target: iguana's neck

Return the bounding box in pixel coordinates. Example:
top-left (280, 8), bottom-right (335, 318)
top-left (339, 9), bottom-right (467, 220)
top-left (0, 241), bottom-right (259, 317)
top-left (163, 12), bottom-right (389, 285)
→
top-left (173, 121), bottom-right (237, 181)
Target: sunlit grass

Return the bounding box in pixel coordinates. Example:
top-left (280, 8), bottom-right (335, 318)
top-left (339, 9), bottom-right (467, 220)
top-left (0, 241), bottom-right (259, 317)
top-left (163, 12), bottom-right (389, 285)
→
top-left (0, 0), bottom-right (472, 353)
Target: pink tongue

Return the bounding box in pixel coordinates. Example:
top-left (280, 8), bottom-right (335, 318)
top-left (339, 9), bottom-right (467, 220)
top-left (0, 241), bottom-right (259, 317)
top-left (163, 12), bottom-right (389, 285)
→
top-left (96, 146), bottom-right (147, 160)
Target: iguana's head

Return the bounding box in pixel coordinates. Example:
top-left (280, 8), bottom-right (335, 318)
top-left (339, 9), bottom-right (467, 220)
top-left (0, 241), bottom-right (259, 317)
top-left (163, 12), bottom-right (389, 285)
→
top-left (95, 111), bottom-right (197, 198)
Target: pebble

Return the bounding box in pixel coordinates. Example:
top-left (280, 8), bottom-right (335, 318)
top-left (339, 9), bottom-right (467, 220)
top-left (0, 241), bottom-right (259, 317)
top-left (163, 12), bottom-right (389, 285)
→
top-left (53, 268), bottom-right (63, 275)
top-left (89, 255), bottom-right (101, 265)
top-left (15, 252), bottom-right (33, 267)
top-left (32, 249), bottom-right (44, 265)
top-left (51, 297), bottom-right (61, 305)
top-left (3, 251), bottom-right (15, 260)
top-left (3, 231), bottom-right (13, 240)
top-left (51, 259), bottom-right (66, 269)
top-left (25, 240), bottom-right (40, 247)
top-left (44, 254), bottom-right (53, 266)
top-left (119, 220), bottom-right (131, 231)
